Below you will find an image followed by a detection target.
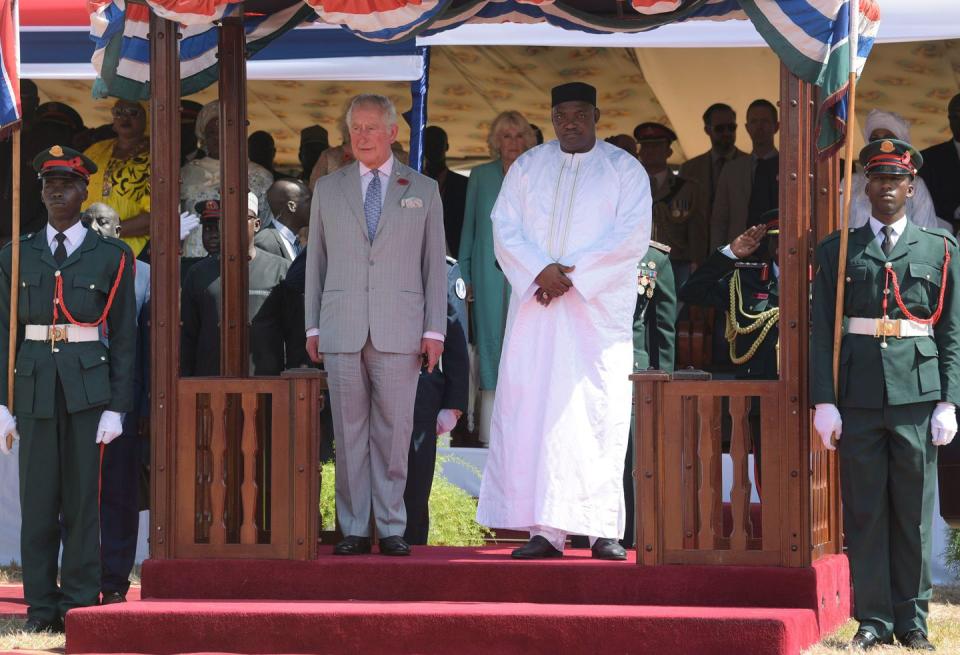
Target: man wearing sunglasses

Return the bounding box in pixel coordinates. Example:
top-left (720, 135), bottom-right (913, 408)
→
top-left (709, 99), bottom-right (780, 251)
top-left (679, 103), bottom-right (746, 251)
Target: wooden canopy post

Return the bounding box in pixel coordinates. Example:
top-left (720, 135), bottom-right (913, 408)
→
top-left (149, 11), bottom-right (182, 559)
top-left (218, 15), bottom-right (250, 378)
top-left (777, 66), bottom-right (818, 566)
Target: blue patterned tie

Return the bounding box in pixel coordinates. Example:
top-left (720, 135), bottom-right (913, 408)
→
top-left (364, 170), bottom-right (382, 242)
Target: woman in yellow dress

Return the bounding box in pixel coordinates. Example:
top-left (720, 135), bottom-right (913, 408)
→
top-left (82, 99), bottom-right (151, 257)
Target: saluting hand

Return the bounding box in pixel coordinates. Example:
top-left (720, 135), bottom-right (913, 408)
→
top-left (730, 225), bottom-right (769, 259)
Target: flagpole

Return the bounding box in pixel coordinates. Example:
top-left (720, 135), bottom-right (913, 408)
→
top-left (831, 0), bottom-right (859, 427)
top-left (6, 0), bottom-right (19, 452)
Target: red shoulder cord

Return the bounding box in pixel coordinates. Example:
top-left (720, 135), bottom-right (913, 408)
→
top-left (51, 252), bottom-right (127, 338)
top-left (882, 236), bottom-right (950, 325)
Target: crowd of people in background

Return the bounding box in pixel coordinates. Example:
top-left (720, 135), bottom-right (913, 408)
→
top-left (2, 80), bottom-right (960, 647)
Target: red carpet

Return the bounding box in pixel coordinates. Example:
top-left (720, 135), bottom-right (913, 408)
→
top-left (64, 547), bottom-right (850, 655)
top-left (0, 584), bottom-right (140, 618)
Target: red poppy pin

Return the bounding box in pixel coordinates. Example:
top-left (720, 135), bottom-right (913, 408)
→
top-left (397, 178), bottom-right (410, 186)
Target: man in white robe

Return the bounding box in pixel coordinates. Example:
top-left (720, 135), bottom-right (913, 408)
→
top-left (476, 82), bottom-right (651, 560)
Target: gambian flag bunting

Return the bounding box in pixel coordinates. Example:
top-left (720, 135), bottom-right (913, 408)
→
top-left (0, 0), bottom-right (20, 130)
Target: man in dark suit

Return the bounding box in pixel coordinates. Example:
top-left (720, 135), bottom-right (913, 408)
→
top-left (403, 257), bottom-right (470, 545)
top-left (424, 126), bottom-right (467, 256)
top-left (256, 179), bottom-right (310, 262)
top-left (919, 93), bottom-right (960, 231)
top-left (181, 195), bottom-right (290, 376)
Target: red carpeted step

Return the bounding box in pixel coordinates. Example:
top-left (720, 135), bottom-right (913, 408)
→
top-left (141, 548), bottom-right (848, 620)
top-left (65, 599), bottom-right (820, 655)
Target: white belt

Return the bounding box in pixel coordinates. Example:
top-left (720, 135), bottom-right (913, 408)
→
top-left (24, 324), bottom-right (100, 343)
top-left (845, 317), bottom-right (934, 338)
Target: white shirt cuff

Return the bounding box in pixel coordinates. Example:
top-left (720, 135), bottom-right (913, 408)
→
top-left (423, 331), bottom-right (445, 342)
top-left (720, 245), bottom-right (738, 260)
top-left (306, 328), bottom-right (320, 338)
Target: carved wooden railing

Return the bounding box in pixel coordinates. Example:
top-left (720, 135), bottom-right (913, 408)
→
top-left (168, 370), bottom-right (323, 559)
top-left (633, 370), bottom-right (837, 567)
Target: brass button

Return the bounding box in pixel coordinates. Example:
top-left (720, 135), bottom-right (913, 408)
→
top-left (100, 356), bottom-right (106, 361)
top-left (52, 347), bottom-right (59, 353)
top-left (884, 262), bottom-right (892, 269)
top-left (880, 342), bottom-right (888, 349)
top-left (845, 277), bottom-right (851, 282)
top-left (926, 274), bottom-right (931, 280)
top-left (54, 270), bottom-right (61, 277)
top-left (89, 284), bottom-right (95, 289)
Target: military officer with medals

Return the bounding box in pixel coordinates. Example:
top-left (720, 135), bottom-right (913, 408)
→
top-left (635, 122), bottom-right (708, 288)
top-left (680, 210), bottom-right (780, 381)
top-left (811, 139), bottom-right (959, 652)
top-left (0, 146), bottom-right (137, 631)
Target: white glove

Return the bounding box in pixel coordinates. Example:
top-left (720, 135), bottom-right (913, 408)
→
top-left (436, 409), bottom-right (460, 436)
top-left (0, 404), bottom-right (18, 455)
top-left (179, 211), bottom-right (200, 241)
top-left (931, 402), bottom-right (957, 447)
top-left (95, 410), bottom-right (124, 445)
top-left (813, 403), bottom-right (842, 451)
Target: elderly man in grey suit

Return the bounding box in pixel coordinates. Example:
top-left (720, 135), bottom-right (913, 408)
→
top-left (305, 94), bottom-right (447, 556)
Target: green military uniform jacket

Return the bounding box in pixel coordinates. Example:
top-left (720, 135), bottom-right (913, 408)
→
top-left (680, 247), bottom-right (779, 379)
top-left (634, 243), bottom-right (676, 372)
top-left (651, 173), bottom-right (708, 265)
top-left (0, 228), bottom-right (137, 417)
top-left (811, 222), bottom-right (960, 408)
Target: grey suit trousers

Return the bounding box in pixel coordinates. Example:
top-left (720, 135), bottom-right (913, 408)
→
top-left (324, 337), bottom-right (421, 538)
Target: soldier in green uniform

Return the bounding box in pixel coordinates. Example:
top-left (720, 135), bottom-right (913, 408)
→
top-left (680, 212), bottom-right (780, 381)
top-left (0, 146), bottom-right (137, 632)
top-left (811, 139), bottom-right (959, 652)
top-left (626, 241), bottom-right (676, 546)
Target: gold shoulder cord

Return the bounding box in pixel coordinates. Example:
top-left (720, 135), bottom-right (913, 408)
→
top-left (725, 270), bottom-right (780, 366)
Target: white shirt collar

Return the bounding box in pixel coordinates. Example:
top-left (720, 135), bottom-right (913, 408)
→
top-left (868, 215), bottom-right (908, 239)
top-left (358, 154), bottom-right (394, 179)
top-left (46, 220), bottom-right (87, 251)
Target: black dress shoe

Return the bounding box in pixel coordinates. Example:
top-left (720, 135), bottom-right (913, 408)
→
top-left (333, 535), bottom-right (372, 555)
top-left (23, 617), bottom-right (64, 634)
top-left (850, 628), bottom-right (893, 650)
top-left (379, 535), bottom-right (411, 556)
top-left (899, 630), bottom-right (935, 651)
top-left (591, 538), bottom-right (627, 560)
top-left (101, 591), bottom-right (126, 605)
top-left (511, 535), bottom-right (563, 559)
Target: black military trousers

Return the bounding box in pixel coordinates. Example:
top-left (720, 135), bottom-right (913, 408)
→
top-left (839, 401), bottom-right (937, 641)
top-left (100, 419), bottom-right (142, 596)
top-left (403, 421), bottom-right (438, 546)
top-left (18, 381), bottom-right (102, 623)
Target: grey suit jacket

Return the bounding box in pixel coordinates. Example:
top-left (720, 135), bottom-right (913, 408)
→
top-left (304, 159), bottom-right (447, 354)
top-left (679, 148), bottom-right (746, 250)
top-left (254, 225), bottom-right (294, 261)
top-left (709, 151), bottom-right (778, 250)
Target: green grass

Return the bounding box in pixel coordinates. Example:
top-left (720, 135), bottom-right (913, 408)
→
top-left (320, 455), bottom-right (494, 545)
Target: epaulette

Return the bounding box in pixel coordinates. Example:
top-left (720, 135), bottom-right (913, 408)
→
top-left (649, 240), bottom-right (671, 254)
top-left (918, 226), bottom-right (958, 247)
top-left (97, 234), bottom-right (135, 260)
top-left (819, 229), bottom-right (843, 245)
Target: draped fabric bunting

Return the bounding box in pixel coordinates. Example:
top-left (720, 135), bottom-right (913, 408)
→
top-left (738, 0), bottom-right (881, 158)
top-left (88, 0), bottom-right (313, 100)
top-left (86, 0), bottom-right (880, 149)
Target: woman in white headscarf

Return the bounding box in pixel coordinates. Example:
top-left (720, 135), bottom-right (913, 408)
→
top-left (179, 100), bottom-right (274, 258)
top-left (841, 109), bottom-right (948, 230)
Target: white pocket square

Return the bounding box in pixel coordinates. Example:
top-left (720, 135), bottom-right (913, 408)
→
top-left (401, 197), bottom-right (423, 209)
